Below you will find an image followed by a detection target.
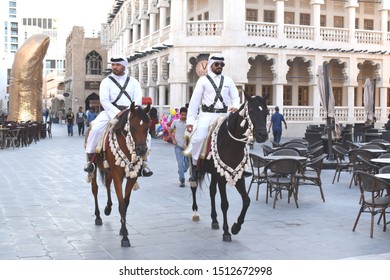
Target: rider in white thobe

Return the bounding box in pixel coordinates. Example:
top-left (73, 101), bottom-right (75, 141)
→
top-left (186, 54), bottom-right (240, 181)
top-left (84, 55), bottom-right (152, 177)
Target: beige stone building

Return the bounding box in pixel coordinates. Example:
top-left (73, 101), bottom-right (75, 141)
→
top-left (99, 0), bottom-right (390, 137)
top-left (64, 26), bottom-right (108, 114)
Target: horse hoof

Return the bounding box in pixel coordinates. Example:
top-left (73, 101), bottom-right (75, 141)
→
top-left (95, 218), bottom-right (102, 226)
top-left (231, 223), bottom-right (241, 235)
top-left (211, 222), bottom-right (219, 230)
top-left (104, 206), bottom-right (112, 216)
top-left (222, 234), bottom-right (232, 242)
top-left (192, 211), bottom-right (200, 222)
top-left (121, 240), bottom-right (131, 247)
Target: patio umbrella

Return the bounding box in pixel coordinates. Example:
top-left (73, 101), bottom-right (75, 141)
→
top-left (317, 63), bottom-right (338, 160)
top-left (363, 78), bottom-right (374, 125)
top-left (318, 64), bottom-right (335, 119)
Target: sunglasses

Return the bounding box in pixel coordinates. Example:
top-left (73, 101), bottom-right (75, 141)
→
top-left (213, 62), bottom-right (225, 68)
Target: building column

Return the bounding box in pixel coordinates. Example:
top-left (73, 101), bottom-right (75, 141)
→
top-left (140, 19), bottom-right (148, 39)
top-left (158, 85), bottom-right (166, 113)
top-left (149, 13), bottom-right (157, 34)
top-left (149, 86), bottom-right (157, 102)
top-left (310, 0), bottom-right (324, 42)
top-left (347, 86), bottom-right (355, 123)
top-left (159, 7), bottom-right (167, 29)
top-left (274, 84), bottom-right (284, 112)
top-left (380, 7), bottom-right (389, 46)
top-left (346, 0), bottom-right (358, 44)
top-left (168, 83), bottom-right (187, 108)
top-left (380, 87), bottom-right (388, 123)
top-left (274, 0), bottom-right (286, 40)
top-left (132, 24), bottom-right (139, 42)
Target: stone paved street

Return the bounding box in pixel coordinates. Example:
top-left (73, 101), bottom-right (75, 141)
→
top-left (0, 123), bottom-right (389, 260)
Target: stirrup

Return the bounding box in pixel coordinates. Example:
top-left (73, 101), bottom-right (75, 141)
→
top-left (84, 161), bottom-right (95, 173)
top-left (141, 166), bottom-right (153, 177)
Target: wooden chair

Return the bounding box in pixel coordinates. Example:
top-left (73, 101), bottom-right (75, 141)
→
top-left (353, 171), bottom-right (390, 238)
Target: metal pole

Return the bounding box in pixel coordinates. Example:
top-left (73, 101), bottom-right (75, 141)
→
top-left (323, 63), bottom-right (334, 160)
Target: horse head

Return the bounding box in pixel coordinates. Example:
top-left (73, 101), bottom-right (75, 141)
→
top-left (129, 102), bottom-right (151, 157)
top-left (113, 102), bottom-right (151, 158)
top-left (244, 91), bottom-right (269, 143)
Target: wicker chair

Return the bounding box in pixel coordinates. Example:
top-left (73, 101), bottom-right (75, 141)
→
top-left (247, 153), bottom-right (267, 201)
top-left (353, 171), bottom-right (390, 238)
top-left (264, 158), bottom-right (301, 209)
top-left (332, 145), bottom-right (352, 184)
top-left (296, 154), bottom-right (327, 202)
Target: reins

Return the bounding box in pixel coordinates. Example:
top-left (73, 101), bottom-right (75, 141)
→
top-left (225, 102), bottom-right (254, 145)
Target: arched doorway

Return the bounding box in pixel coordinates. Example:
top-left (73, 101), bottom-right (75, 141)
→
top-left (85, 93), bottom-right (101, 113)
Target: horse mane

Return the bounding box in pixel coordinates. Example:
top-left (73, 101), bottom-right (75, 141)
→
top-left (112, 108), bottom-right (131, 133)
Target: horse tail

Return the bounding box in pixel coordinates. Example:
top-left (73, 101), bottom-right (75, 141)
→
top-left (98, 168), bottom-right (105, 184)
top-left (197, 168), bottom-right (206, 189)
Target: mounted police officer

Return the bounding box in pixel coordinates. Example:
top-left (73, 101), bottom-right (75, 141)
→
top-left (186, 54), bottom-right (240, 182)
top-left (84, 55), bottom-right (153, 177)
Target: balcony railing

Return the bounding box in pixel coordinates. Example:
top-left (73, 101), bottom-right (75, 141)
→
top-left (320, 27), bottom-right (349, 42)
top-left (284, 24), bottom-right (315, 40)
top-left (245, 22), bottom-right (277, 37)
top-left (274, 106), bottom-right (385, 123)
top-left (355, 29), bottom-right (382, 44)
top-left (186, 20), bottom-right (223, 36)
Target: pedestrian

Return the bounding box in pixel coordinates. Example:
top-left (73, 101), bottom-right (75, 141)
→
top-left (76, 106), bottom-right (86, 136)
top-left (65, 107), bottom-right (75, 136)
top-left (43, 108), bottom-right (49, 123)
top-left (186, 54), bottom-right (240, 182)
top-left (268, 106), bottom-right (287, 144)
top-left (84, 55), bottom-right (153, 177)
top-left (86, 107), bottom-right (97, 127)
top-left (169, 107), bottom-right (190, 187)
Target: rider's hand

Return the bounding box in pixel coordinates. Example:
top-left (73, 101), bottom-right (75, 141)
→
top-left (186, 125), bottom-right (193, 133)
top-left (229, 107), bottom-right (238, 113)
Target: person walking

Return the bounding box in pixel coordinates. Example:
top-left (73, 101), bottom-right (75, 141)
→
top-left (268, 106), bottom-right (287, 144)
top-left (65, 108), bottom-right (75, 136)
top-left (86, 107), bottom-right (97, 127)
top-left (76, 107), bottom-right (86, 136)
top-left (169, 107), bottom-right (190, 187)
top-left (83, 55), bottom-right (153, 177)
top-left (186, 54), bottom-right (240, 182)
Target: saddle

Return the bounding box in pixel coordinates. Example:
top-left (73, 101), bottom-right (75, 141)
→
top-left (183, 115), bottom-right (226, 159)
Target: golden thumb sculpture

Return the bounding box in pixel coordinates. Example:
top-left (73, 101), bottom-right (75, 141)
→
top-left (8, 34), bottom-right (50, 122)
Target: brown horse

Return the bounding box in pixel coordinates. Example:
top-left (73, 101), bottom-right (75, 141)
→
top-left (89, 102), bottom-right (150, 247)
top-left (191, 92), bottom-right (269, 242)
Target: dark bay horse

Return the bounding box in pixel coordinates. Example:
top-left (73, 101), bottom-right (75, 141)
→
top-left (89, 102), bottom-right (150, 247)
top-left (191, 92), bottom-right (269, 241)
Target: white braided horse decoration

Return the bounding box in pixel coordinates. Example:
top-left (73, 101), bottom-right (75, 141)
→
top-left (190, 91), bottom-right (269, 242)
top-left (89, 102), bottom-right (151, 247)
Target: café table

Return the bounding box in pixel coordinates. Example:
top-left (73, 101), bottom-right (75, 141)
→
top-left (262, 155), bottom-right (307, 162)
top-left (375, 173), bottom-right (390, 180)
top-left (370, 158), bottom-right (390, 165)
top-left (0, 127), bottom-right (10, 149)
top-left (360, 148), bottom-right (388, 155)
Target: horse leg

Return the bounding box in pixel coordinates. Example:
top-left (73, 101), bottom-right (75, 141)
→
top-left (91, 172), bottom-right (102, 226)
top-left (191, 185), bottom-right (199, 221)
top-left (209, 175), bottom-right (219, 229)
top-left (231, 178), bottom-right (251, 235)
top-left (112, 176), bottom-right (132, 247)
top-left (104, 173), bottom-right (113, 216)
top-left (218, 180), bottom-right (231, 242)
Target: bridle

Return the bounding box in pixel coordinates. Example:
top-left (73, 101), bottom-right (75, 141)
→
top-left (225, 102), bottom-right (254, 145)
top-left (106, 108), bottom-right (148, 178)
